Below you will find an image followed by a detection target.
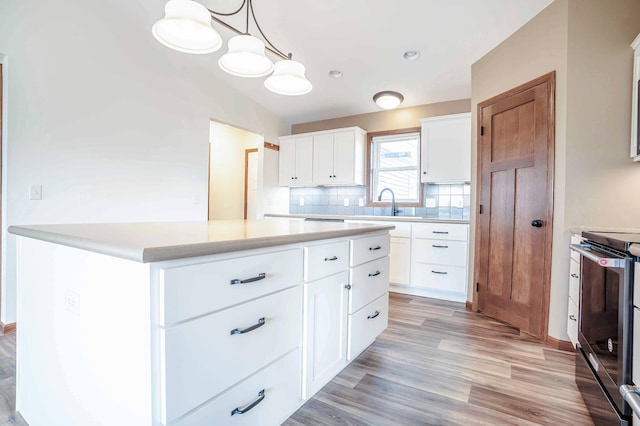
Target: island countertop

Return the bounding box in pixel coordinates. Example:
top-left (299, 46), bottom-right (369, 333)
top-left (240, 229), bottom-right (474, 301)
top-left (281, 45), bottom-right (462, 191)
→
top-left (8, 220), bottom-right (394, 263)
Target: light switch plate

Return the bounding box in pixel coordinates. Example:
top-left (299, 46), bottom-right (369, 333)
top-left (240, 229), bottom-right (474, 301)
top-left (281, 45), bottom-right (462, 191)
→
top-left (358, 198), bottom-right (364, 207)
top-left (29, 184), bottom-right (42, 200)
top-left (426, 197), bottom-right (436, 208)
top-left (343, 198), bottom-right (350, 207)
top-left (299, 197), bottom-right (305, 206)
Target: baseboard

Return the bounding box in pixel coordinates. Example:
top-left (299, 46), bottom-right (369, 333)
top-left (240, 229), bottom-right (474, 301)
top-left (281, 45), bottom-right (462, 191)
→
top-left (0, 321), bottom-right (16, 334)
top-left (389, 284), bottom-right (466, 303)
top-left (545, 335), bottom-right (574, 352)
top-left (465, 301), bottom-right (473, 311)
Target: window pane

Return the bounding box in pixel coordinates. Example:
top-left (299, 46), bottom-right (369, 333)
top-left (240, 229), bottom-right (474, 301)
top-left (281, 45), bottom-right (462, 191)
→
top-left (377, 139), bottom-right (418, 169)
top-left (375, 170), bottom-right (419, 201)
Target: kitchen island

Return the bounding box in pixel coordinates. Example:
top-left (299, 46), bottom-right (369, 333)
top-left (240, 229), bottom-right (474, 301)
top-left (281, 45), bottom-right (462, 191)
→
top-left (9, 220), bottom-right (393, 426)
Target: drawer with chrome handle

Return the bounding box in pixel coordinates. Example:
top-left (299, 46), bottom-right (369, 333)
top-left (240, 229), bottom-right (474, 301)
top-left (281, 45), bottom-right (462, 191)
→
top-left (412, 222), bottom-right (469, 241)
top-left (412, 239), bottom-right (467, 267)
top-left (171, 349), bottom-right (302, 426)
top-left (569, 258), bottom-right (579, 304)
top-left (350, 233), bottom-right (390, 267)
top-left (347, 292), bottom-right (389, 361)
top-left (304, 240), bottom-right (349, 282)
top-left (348, 256), bottom-right (390, 314)
top-left (159, 286), bottom-right (301, 424)
top-left (411, 263), bottom-right (466, 293)
top-left (159, 248), bottom-right (302, 326)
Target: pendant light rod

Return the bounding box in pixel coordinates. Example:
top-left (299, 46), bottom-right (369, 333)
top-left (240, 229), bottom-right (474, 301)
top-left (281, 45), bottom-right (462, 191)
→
top-left (206, 0), bottom-right (291, 61)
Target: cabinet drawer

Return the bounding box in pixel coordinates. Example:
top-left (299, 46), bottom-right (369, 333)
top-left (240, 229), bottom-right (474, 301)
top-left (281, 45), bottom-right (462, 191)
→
top-left (350, 234), bottom-right (390, 267)
top-left (347, 293), bottom-right (389, 360)
top-left (348, 257), bottom-right (390, 314)
top-left (160, 286), bottom-right (302, 424)
top-left (412, 239), bottom-right (467, 267)
top-left (172, 349), bottom-right (301, 426)
top-left (411, 263), bottom-right (466, 293)
top-left (304, 240), bottom-right (349, 282)
top-left (567, 299), bottom-right (578, 349)
top-left (412, 223), bottom-right (468, 241)
top-left (160, 249), bottom-right (302, 326)
top-left (569, 258), bottom-right (580, 304)
top-left (634, 308), bottom-right (640, 385)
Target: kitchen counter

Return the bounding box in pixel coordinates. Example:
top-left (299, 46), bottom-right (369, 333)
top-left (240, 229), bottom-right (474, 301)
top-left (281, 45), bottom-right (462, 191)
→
top-left (8, 220), bottom-right (393, 263)
top-left (265, 213), bottom-right (469, 224)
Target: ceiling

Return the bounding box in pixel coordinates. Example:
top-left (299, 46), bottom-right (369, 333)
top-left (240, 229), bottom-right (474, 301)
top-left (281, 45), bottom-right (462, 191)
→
top-left (168, 0), bottom-right (554, 125)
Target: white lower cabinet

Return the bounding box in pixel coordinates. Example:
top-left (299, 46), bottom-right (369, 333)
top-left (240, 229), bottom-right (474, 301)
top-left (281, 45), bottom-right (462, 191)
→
top-left (389, 236), bottom-right (411, 285)
top-left (348, 293), bottom-right (389, 360)
top-left (567, 235), bottom-right (582, 348)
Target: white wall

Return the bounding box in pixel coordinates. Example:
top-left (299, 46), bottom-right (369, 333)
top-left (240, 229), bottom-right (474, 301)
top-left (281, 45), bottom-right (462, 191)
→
top-left (0, 0), bottom-right (289, 324)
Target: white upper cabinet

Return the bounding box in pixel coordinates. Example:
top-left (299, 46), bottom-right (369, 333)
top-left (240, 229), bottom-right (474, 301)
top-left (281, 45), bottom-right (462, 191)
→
top-left (420, 113), bottom-right (471, 183)
top-left (278, 136), bottom-right (313, 186)
top-left (313, 128), bottom-right (366, 186)
top-left (279, 127), bottom-right (366, 187)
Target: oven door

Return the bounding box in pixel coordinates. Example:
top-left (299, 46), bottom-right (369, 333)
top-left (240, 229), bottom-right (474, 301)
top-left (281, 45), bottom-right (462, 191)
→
top-left (571, 243), bottom-right (634, 422)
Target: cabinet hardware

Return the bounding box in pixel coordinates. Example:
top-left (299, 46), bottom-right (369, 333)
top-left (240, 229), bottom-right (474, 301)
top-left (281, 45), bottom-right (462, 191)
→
top-left (479, 204), bottom-right (484, 214)
top-left (368, 271), bottom-right (381, 277)
top-left (432, 244), bottom-right (449, 248)
top-left (230, 389), bottom-right (265, 416)
top-left (230, 273), bottom-right (266, 285)
top-left (531, 219), bottom-right (543, 228)
top-left (230, 317), bottom-right (266, 335)
top-left (476, 282), bottom-right (479, 292)
top-left (431, 270), bottom-right (447, 275)
top-left (571, 273), bottom-right (579, 278)
top-left (569, 314), bottom-right (577, 321)
top-left (432, 231), bottom-right (449, 234)
top-left (344, 284), bottom-right (352, 290)
top-left (480, 126), bottom-right (485, 136)
top-left (369, 245), bottom-right (382, 251)
top-left (367, 310), bottom-right (380, 319)
top-left (324, 256), bottom-right (338, 261)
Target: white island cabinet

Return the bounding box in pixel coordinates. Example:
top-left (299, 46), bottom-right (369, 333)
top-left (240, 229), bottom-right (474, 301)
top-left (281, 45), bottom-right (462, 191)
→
top-left (10, 220), bottom-right (392, 426)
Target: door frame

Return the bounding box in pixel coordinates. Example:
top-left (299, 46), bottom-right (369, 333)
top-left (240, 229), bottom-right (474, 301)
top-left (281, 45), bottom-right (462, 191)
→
top-left (244, 148), bottom-right (258, 220)
top-left (473, 71), bottom-right (555, 341)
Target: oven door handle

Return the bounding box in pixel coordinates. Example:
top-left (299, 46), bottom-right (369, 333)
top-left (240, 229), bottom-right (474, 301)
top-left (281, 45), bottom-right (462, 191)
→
top-left (620, 385), bottom-right (640, 417)
top-left (569, 244), bottom-right (625, 268)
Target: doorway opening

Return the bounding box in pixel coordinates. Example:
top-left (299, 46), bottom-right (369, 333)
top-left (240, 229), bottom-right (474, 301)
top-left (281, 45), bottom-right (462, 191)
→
top-left (208, 121), bottom-right (263, 220)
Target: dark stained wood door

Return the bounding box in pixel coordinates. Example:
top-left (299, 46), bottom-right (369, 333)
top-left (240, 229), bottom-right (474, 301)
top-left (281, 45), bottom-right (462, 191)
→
top-left (475, 72), bottom-right (555, 339)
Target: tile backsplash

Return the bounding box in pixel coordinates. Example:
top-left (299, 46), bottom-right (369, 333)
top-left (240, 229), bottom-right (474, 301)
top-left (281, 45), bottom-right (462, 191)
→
top-left (289, 184), bottom-right (470, 220)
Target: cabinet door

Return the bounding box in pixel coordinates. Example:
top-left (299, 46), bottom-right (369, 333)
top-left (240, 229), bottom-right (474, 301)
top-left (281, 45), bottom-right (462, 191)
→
top-left (303, 272), bottom-right (348, 399)
top-left (312, 133), bottom-right (335, 185)
top-left (332, 131), bottom-right (357, 185)
top-left (278, 139), bottom-right (297, 186)
top-left (420, 113), bottom-right (471, 183)
top-left (389, 237), bottom-right (410, 285)
top-left (295, 136), bottom-right (314, 186)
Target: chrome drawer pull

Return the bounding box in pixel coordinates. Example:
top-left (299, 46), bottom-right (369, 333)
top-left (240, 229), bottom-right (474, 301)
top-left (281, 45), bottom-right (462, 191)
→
top-left (368, 271), bottom-right (381, 277)
top-left (431, 270), bottom-right (447, 275)
top-left (324, 256), bottom-right (338, 261)
top-left (367, 311), bottom-right (380, 319)
top-left (231, 389), bottom-right (265, 416)
top-left (569, 314), bottom-right (577, 321)
top-left (571, 273), bottom-right (579, 278)
top-left (432, 245), bottom-right (449, 249)
top-left (230, 318), bottom-right (266, 336)
top-left (230, 273), bottom-right (266, 285)
top-left (369, 245), bottom-right (382, 251)
top-left (432, 231), bottom-right (449, 234)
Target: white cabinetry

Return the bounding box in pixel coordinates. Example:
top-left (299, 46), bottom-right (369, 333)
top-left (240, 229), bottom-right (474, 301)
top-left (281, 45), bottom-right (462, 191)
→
top-left (312, 128), bottom-right (366, 185)
top-left (409, 222), bottom-right (469, 302)
top-left (419, 113), bottom-right (471, 183)
top-left (631, 33), bottom-right (640, 162)
top-left (278, 136), bottom-right (313, 186)
top-left (567, 234), bottom-right (581, 348)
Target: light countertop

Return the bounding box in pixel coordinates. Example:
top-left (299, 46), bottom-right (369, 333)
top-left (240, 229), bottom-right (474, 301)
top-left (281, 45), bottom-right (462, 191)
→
top-left (8, 220), bottom-right (394, 263)
top-left (265, 213), bottom-right (470, 224)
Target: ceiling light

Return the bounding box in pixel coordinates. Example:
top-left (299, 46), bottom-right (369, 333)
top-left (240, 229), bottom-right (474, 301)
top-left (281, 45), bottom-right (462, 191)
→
top-left (218, 35), bottom-right (273, 77)
top-left (152, 0), bottom-right (222, 54)
top-left (329, 70), bottom-right (343, 79)
top-left (265, 60), bottom-right (312, 96)
top-left (373, 91), bottom-right (404, 110)
top-left (403, 50), bottom-right (421, 61)
top-left (152, 0), bottom-right (311, 95)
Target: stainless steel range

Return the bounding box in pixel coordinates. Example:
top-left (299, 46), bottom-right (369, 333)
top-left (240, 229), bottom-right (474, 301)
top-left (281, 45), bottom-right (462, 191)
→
top-left (570, 231), bottom-right (640, 425)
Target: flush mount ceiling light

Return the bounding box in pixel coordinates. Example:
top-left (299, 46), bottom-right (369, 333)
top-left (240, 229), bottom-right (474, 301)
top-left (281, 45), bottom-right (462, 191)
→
top-left (152, 0), bottom-right (312, 95)
top-left (373, 91), bottom-right (404, 110)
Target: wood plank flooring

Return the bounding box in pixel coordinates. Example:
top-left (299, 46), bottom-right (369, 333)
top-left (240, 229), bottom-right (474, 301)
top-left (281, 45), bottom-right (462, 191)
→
top-left (285, 293), bottom-right (593, 426)
top-left (0, 293), bottom-right (592, 425)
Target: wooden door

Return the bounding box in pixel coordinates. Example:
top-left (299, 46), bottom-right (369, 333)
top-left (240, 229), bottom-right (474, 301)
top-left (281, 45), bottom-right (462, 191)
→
top-left (475, 72), bottom-right (555, 339)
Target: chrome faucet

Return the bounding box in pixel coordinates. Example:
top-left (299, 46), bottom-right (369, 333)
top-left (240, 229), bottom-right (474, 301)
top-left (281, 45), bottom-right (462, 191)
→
top-left (377, 187), bottom-right (400, 216)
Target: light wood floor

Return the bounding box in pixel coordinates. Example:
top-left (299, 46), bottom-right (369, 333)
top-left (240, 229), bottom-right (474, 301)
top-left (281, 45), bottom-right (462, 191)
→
top-left (0, 293), bottom-right (592, 425)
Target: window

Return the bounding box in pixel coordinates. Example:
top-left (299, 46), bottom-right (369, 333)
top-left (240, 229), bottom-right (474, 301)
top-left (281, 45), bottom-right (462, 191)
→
top-left (368, 129), bottom-right (422, 206)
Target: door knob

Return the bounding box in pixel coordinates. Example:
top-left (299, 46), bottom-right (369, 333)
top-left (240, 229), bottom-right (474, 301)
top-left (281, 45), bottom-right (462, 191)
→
top-left (531, 219), bottom-right (543, 228)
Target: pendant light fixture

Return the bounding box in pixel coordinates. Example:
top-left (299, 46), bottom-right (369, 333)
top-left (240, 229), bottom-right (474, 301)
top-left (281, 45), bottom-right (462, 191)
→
top-left (152, 0), bottom-right (312, 95)
top-left (373, 91), bottom-right (404, 110)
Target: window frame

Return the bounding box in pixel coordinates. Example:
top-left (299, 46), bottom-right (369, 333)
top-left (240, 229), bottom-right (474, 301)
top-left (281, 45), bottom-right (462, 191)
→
top-left (366, 127), bottom-right (424, 208)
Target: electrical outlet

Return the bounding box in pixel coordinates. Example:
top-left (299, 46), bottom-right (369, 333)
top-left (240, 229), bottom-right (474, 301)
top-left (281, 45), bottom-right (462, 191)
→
top-left (426, 197), bottom-right (436, 208)
top-left (29, 184), bottom-right (42, 200)
top-left (65, 290), bottom-right (79, 315)
top-left (299, 197), bottom-right (305, 206)
top-left (343, 198), bottom-right (350, 207)
top-left (358, 198), bottom-right (364, 207)
top-left (452, 196), bottom-right (464, 208)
